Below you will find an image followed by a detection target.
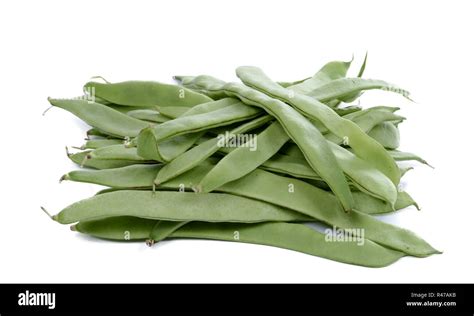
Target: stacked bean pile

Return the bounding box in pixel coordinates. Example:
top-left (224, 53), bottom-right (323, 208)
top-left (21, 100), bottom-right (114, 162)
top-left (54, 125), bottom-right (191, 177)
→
top-left (45, 57), bottom-right (439, 267)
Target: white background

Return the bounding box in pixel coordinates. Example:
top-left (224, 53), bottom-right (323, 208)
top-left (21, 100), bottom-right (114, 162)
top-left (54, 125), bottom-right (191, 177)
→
top-left (0, 0), bottom-right (473, 283)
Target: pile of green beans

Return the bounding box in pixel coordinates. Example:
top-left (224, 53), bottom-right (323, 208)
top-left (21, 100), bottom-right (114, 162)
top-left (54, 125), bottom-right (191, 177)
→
top-left (44, 56), bottom-right (440, 267)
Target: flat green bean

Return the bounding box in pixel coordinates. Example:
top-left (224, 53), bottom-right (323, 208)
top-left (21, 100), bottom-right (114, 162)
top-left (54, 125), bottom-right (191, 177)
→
top-left (49, 98), bottom-right (149, 138)
top-left (73, 218), bottom-right (405, 268)
top-left (308, 78), bottom-right (411, 103)
top-left (353, 191), bottom-right (419, 215)
top-left (84, 80), bottom-right (212, 107)
top-left (388, 150), bottom-right (431, 166)
top-left (127, 109), bottom-right (170, 123)
top-left (80, 139), bottom-right (124, 149)
top-left (158, 106), bottom-right (190, 118)
top-left (289, 59), bottom-right (352, 94)
top-left (197, 121), bottom-right (290, 193)
top-left (68, 151), bottom-right (148, 169)
top-left (53, 190), bottom-right (312, 224)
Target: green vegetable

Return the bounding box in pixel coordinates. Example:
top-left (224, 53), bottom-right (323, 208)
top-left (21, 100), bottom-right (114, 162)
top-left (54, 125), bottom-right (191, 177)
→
top-left (45, 55), bottom-right (439, 267)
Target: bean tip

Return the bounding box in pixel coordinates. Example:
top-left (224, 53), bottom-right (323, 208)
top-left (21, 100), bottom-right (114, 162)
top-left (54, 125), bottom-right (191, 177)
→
top-left (59, 174), bottom-right (70, 183)
top-left (145, 239), bottom-right (155, 247)
top-left (40, 206), bottom-right (54, 220)
top-left (42, 105), bottom-right (53, 116)
top-left (70, 225), bottom-right (77, 232)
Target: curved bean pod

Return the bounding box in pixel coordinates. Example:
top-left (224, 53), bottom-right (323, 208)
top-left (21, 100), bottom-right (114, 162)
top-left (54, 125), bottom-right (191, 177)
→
top-left (388, 150), bottom-right (432, 167)
top-left (68, 151), bottom-right (149, 169)
top-left (80, 139), bottom-right (124, 149)
top-left (197, 121), bottom-right (290, 193)
top-left (127, 109), bottom-right (170, 123)
top-left (308, 77), bottom-right (411, 102)
top-left (158, 106), bottom-right (189, 118)
top-left (148, 221), bottom-right (189, 243)
top-left (73, 218), bottom-right (405, 268)
top-left (84, 80), bottom-right (212, 107)
top-left (289, 58), bottom-right (352, 94)
top-left (89, 144), bottom-right (148, 161)
top-left (353, 191), bottom-right (419, 215)
top-left (53, 190), bottom-right (312, 224)
top-left (48, 98), bottom-right (149, 138)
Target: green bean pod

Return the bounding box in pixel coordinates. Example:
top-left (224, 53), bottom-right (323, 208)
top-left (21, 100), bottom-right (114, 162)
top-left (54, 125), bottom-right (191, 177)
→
top-left (308, 78), bottom-right (411, 103)
top-left (84, 80), bottom-right (213, 107)
top-left (53, 190), bottom-right (312, 224)
top-left (127, 109), bottom-right (170, 123)
top-left (197, 121), bottom-right (290, 193)
top-left (73, 217), bottom-right (406, 268)
top-left (49, 98), bottom-right (150, 138)
top-left (68, 151), bottom-right (149, 169)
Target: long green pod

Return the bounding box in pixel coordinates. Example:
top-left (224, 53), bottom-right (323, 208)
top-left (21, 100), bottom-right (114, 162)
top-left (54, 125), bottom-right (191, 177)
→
top-left (61, 164), bottom-right (162, 187)
top-left (63, 163), bottom-right (439, 257)
top-left (261, 154), bottom-right (323, 181)
top-left (289, 58), bottom-right (352, 94)
top-left (134, 128), bottom-right (189, 162)
top-left (148, 221), bottom-right (189, 243)
top-left (84, 81), bottom-right (212, 107)
top-left (68, 151), bottom-right (149, 169)
top-left (208, 169), bottom-right (438, 257)
top-left (127, 109), bottom-right (170, 123)
top-left (48, 98), bottom-right (150, 138)
top-left (80, 139), bottom-right (124, 149)
top-left (326, 110), bottom-right (404, 144)
top-left (154, 115), bottom-right (273, 184)
top-left (89, 144), bottom-right (148, 161)
top-left (235, 66), bottom-right (400, 186)
top-left (328, 52), bottom-right (369, 105)
top-left (343, 106), bottom-right (400, 121)
top-left (158, 106), bottom-right (189, 118)
top-left (308, 77), bottom-right (411, 103)
top-left (197, 121), bottom-right (290, 193)
top-left (388, 150), bottom-right (431, 166)
top-left (73, 217), bottom-right (405, 267)
top-left (73, 216), bottom-right (156, 240)
top-left (183, 75), bottom-right (354, 212)
top-left (171, 221), bottom-right (405, 267)
top-left (353, 191), bottom-right (419, 215)
top-left (53, 190), bottom-right (312, 224)
top-left (139, 102), bottom-right (262, 144)
top-left (329, 143), bottom-right (397, 207)
top-left (180, 97), bottom-right (240, 117)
